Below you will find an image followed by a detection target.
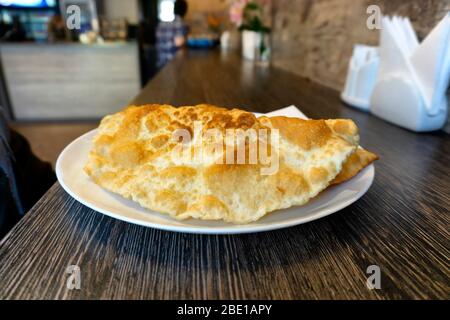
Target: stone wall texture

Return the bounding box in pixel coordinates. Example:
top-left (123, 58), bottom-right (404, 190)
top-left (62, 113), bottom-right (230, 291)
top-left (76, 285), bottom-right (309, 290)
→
top-left (271, 0), bottom-right (450, 90)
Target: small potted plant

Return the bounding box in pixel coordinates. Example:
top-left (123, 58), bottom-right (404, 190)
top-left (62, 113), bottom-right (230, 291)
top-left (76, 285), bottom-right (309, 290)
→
top-left (229, 0), bottom-right (271, 61)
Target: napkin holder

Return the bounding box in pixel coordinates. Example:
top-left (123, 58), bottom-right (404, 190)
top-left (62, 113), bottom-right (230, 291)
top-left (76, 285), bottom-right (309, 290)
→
top-left (341, 45), bottom-right (379, 111)
top-left (370, 14), bottom-right (450, 132)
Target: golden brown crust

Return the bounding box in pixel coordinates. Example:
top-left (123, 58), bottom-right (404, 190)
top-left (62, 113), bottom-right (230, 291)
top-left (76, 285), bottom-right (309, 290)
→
top-left (84, 104), bottom-right (367, 223)
top-left (267, 117), bottom-right (332, 151)
top-left (331, 148), bottom-right (379, 185)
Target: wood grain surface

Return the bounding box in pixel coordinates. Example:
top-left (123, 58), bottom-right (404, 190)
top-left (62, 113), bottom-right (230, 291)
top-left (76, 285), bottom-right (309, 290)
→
top-left (0, 50), bottom-right (449, 299)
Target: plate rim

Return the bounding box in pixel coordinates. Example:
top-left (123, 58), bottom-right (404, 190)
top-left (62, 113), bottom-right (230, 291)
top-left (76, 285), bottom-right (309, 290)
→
top-left (56, 129), bottom-right (375, 235)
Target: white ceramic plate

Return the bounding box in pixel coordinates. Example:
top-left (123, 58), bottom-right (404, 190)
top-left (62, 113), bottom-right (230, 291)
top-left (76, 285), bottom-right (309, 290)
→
top-left (56, 107), bottom-right (375, 234)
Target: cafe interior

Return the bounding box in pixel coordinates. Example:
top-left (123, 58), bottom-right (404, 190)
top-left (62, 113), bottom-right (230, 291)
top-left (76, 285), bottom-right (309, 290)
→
top-left (0, 0), bottom-right (448, 300)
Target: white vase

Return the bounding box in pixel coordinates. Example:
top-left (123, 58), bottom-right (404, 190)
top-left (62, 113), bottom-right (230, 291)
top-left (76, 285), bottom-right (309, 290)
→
top-left (242, 30), bottom-right (261, 61)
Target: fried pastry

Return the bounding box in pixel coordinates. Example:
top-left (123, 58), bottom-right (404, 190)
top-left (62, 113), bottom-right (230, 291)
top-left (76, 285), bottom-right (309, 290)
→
top-left (84, 104), bottom-right (369, 223)
top-left (330, 148), bottom-right (378, 185)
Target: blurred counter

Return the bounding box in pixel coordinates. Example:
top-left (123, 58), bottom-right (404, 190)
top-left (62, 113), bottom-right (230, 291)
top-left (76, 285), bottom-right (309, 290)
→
top-left (0, 42), bottom-right (140, 120)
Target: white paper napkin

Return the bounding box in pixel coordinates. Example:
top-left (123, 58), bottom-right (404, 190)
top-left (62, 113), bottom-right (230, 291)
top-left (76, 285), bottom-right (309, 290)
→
top-left (255, 105), bottom-right (308, 119)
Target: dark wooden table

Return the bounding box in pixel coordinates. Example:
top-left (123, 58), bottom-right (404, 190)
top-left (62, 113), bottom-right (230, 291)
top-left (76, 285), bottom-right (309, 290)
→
top-left (0, 50), bottom-right (449, 299)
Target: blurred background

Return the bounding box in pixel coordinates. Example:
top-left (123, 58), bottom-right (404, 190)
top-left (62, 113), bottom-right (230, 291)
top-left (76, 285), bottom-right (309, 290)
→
top-left (0, 0), bottom-right (239, 166)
